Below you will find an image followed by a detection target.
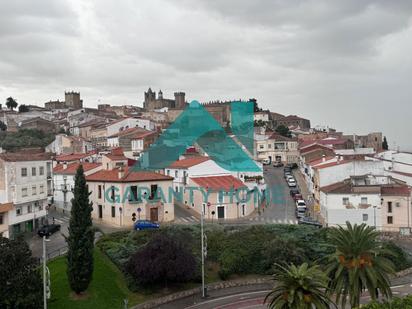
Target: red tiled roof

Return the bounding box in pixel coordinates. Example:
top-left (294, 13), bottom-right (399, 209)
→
top-left (191, 175), bottom-right (246, 191)
top-left (300, 138), bottom-right (348, 149)
top-left (0, 152), bottom-right (53, 162)
top-left (381, 186), bottom-right (410, 196)
top-left (86, 166), bottom-right (173, 182)
top-left (53, 162), bottom-right (101, 175)
top-left (130, 130), bottom-right (156, 140)
top-left (108, 127), bottom-right (152, 138)
top-left (56, 152), bottom-right (94, 162)
top-left (169, 156), bottom-right (210, 168)
top-left (307, 156), bottom-right (336, 166)
top-left (267, 132), bottom-right (297, 142)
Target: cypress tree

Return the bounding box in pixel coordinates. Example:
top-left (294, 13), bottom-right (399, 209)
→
top-left (67, 165), bottom-right (94, 294)
top-left (382, 136), bottom-right (389, 150)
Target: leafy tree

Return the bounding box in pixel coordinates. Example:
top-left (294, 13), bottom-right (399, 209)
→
top-left (18, 104), bottom-right (30, 113)
top-left (0, 236), bottom-right (43, 308)
top-left (0, 120), bottom-right (6, 131)
top-left (265, 263), bottom-right (334, 309)
top-left (126, 233), bottom-right (197, 287)
top-left (275, 125), bottom-right (292, 138)
top-left (382, 136), bottom-right (389, 150)
top-left (326, 222), bottom-right (395, 308)
top-left (5, 97), bottom-right (18, 110)
top-left (67, 165), bottom-right (94, 294)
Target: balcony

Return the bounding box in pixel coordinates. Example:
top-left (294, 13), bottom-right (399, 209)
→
top-left (358, 203), bottom-right (371, 209)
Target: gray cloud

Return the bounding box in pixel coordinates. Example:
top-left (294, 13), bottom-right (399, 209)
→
top-left (0, 0), bottom-right (411, 150)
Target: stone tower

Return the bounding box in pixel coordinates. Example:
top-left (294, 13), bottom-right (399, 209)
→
top-left (174, 92), bottom-right (186, 109)
top-left (65, 91), bottom-right (82, 109)
top-left (144, 88), bottom-right (156, 109)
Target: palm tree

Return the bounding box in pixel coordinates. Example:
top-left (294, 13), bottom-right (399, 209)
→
top-left (5, 97), bottom-right (18, 110)
top-left (265, 263), bottom-right (335, 309)
top-left (326, 222), bottom-right (395, 308)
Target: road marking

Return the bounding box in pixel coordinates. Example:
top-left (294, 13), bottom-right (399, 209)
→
top-left (180, 217), bottom-right (189, 222)
top-left (185, 290), bottom-right (271, 309)
top-left (191, 216), bottom-right (199, 222)
top-left (391, 284), bottom-right (405, 289)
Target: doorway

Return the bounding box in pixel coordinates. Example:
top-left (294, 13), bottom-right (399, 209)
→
top-left (217, 206), bottom-right (225, 219)
top-left (150, 208), bottom-right (159, 222)
top-left (98, 205), bottom-right (103, 219)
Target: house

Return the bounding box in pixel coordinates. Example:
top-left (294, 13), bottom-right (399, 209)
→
top-left (255, 132), bottom-right (299, 163)
top-left (0, 151), bottom-right (53, 238)
top-left (55, 151), bottom-right (98, 164)
top-left (320, 175), bottom-right (411, 232)
top-left (372, 150), bottom-right (412, 186)
top-left (46, 134), bottom-right (94, 155)
top-left (53, 162), bottom-right (102, 212)
top-left (106, 127), bottom-right (156, 151)
top-left (184, 175), bottom-right (255, 220)
top-left (86, 167), bottom-right (174, 226)
top-left (19, 117), bottom-right (57, 133)
top-left (125, 130), bottom-right (157, 159)
top-left (106, 117), bottom-right (155, 137)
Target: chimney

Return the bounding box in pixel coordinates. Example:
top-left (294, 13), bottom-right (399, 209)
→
top-left (118, 166), bottom-right (124, 179)
top-left (63, 162), bottom-right (68, 170)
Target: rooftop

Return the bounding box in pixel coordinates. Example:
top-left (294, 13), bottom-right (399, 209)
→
top-left (0, 152), bottom-right (53, 162)
top-left (86, 166), bottom-right (173, 183)
top-left (169, 156), bottom-right (210, 169)
top-left (53, 162), bottom-right (101, 175)
top-left (191, 175), bottom-right (246, 191)
top-left (56, 152), bottom-right (95, 162)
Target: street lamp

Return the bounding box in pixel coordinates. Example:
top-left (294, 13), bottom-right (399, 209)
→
top-left (43, 236), bottom-right (51, 309)
top-left (200, 211), bottom-right (207, 298)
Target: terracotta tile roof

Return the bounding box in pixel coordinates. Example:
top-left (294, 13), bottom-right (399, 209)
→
top-left (300, 138), bottom-right (348, 149)
top-left (108, 127), bottom-right (151, 138)
top-left (0, 152), bottom-right (53, 162)
top-left (0, 202), bottom-right (13, 212)
top-left (86, 166), bottom-right (173, 183)
top-left (130, 130), bottom-right (156, 140)
top-left (56, 152), bottom-right (94, 162)
top-left (381, 186), bottom-right (411, 196)
top-left (307, 156), bottom-right (336, 166)
top-left (191, 175), bottom-right (246, 191)
top-left (104, 154), bottom-right (128, 161)
top-left (53, 162), bottom-right (101, 175)
top-left (169, 156), bottom-right (210, 168)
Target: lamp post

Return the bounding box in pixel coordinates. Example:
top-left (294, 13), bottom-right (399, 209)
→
top-left (43, 236), bottom-right (51, 309)
top-left (200, 211), bottom-right (207, 298)
top-left (373, 206), bottom-right (377, 229)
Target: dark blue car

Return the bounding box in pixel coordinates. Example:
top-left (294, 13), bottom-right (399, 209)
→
top-left (134, 220), bottom-right (160, 231)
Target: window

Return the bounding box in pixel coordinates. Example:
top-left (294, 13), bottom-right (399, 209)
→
top-left (242, 204), bottom-right (245, 216)
top-left (362, 214), bottom-right (368, 221)
top-left (111, 186), bottom-right (115, 202)
top-left (149, 184), bottom-right (158, 200)
top-left (98, 185), bottom-right (102, 199)
top-left (259, 145), bottom-right (264, 149)
top-left (175, 170), bottom-right (178, 178)
top-left (0, 214), bottom-right (3, 225)
top-left (166, 170), bottom-right (170, 176)
top-left (129, 186), bottom-right (138, 202)
top-left (361, 197), bottom-right (368, 204)
top-left (202, 203), bottom-right (206, 215)
top-left (39, 185), bottom-right (44, 194)
top-left (21, 168), bottom-right (27, 177)
top-left (16, 207), bottom-right (22, 216)
top-left (27, 205), bottom-right (32, 213)
top-left (32, 167), bottom-right (36, 176)
top-left (32, 186), bottom-right (37, 195)
top-left (268, 144), bottom-right (272, 149)
top-left (342, 197), bottom-right (349, 205)
top-left (387, 201), bottom-right (392, 213)
top-left (22, 188), bottom-right (28, 197)
top-left (39, 166), bottom-right (44, 175)
top-left (111, 206), bottom-right (115, 218)
top-left (387, 216), bottom-right (393, 224)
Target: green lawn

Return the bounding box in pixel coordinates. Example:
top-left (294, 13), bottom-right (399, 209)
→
top-left (48, 249), bottom-right (145, 309)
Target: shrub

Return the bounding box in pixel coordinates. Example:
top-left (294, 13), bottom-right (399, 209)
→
top-left (126, 233), bottom-right (197, 287)
top-left (381, 241), bottom-right (412, 272)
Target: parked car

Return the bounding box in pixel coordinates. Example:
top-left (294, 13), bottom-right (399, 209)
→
top-left (295, 207), bottom-right (306, 218)
top-left (273, 161), bottom-right (283, 167)
top-left (296, 199), bottom-right (307, 208)
top-left (298, 217), bottom-right (322, 228)
top-left (284, 167), bottom-right (291, 173)
top-left (293, 193), bottom-right (303, 202)
top-left (284, 172), bottom-right (292, 179)
top-left (288, 179), bottom-right (297, 187)
top-left (286, 175), bottom-right (295, 182)
top-left (287, 163), bottom-right (298, 169)
top-left (290, 188), bottom-right (300, 197)
top-left (37, 224), bottom-right (61, 237)
top-left (134, 220), bottom-right (160, 231)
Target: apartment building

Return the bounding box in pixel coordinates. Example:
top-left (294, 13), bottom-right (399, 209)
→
top-left (255, 132), bottom-right (299, 164)
top-left (0, 152), bottom-right (53, 238)
top-left (320, 175), bottom-right (411, 232)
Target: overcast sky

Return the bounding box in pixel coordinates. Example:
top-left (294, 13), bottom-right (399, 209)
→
top-left (1, 0), bottom-right (412, 150)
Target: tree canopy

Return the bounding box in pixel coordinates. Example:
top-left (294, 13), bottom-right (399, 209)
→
top-left (275, 125), bottom-right (292, 138)
top-left (5, 97), bottom-right (18, 110)
top-left (18, 104), bottom-right (30, 113)
top-left (0, 236), bottom-right (43, 308)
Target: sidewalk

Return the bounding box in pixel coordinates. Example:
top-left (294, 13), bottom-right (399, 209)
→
top-left (293, 169), bottom-right (317, 220)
